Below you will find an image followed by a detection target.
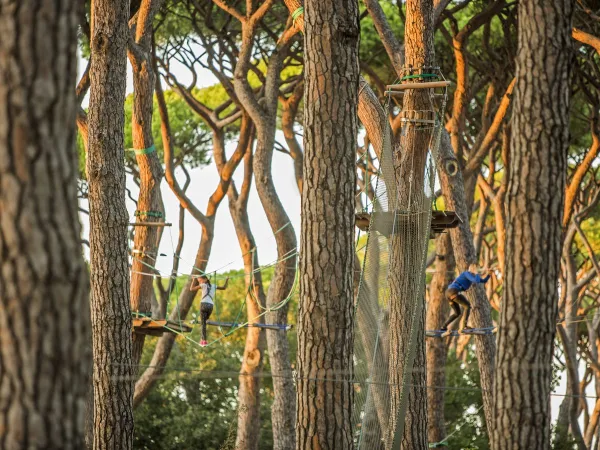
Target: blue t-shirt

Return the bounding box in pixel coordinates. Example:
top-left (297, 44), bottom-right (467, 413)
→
top-left (448, 271), bottom-right (490, 292)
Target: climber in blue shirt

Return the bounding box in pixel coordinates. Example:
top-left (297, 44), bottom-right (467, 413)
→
top-left (441, 265), bottom-right (491, 336)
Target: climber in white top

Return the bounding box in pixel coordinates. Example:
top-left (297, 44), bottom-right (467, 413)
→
top-left (190, 274), bottom-right (229, 346)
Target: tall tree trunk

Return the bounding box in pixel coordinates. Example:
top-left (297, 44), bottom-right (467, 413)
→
top-left (87, 0), bottom-right (134, 447)
top-left (437, 132), bottom-right (496, 434)
top-left (555, 229), bottom-right (587, 450)
top-left (426, 235), bottom-right (454, 448)
top-left (491, 0), bottom-right (573, 447)
top-left (228, 140), bottom-right (268, 450)
top-left (234, 16), bottom-right (298, 449)
top-left (128, 0), bottom-right (165, 366)
top-left (0, 1), bottom-right (90, 448)
top-left (252, 128), bottom-right (298, 450)
top-left (296, 0), bottom-right (359, 447)
top-left (386, 1), bottom-right (434, 448)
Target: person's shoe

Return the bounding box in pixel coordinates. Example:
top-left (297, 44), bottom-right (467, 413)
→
top-left (441, 329), bottom-right (452, 338)
top-left (200, 340), bottom-right (208, 347)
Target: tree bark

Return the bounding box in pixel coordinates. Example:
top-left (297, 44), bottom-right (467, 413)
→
top-left (555, 228), bottom-right (587, 450)
top-left (281, 82), bottom-right (304, 194)
top-left (386, 1), bottom-right (434, 448)
top-left (128, 0), bottom-right (165, 366)
top-left (0, 1), bottom-right (90, 448)
top-left (491, 1), bottom-right (573, 447)
top-left (437, 132), bottom-right (496, 434)
top-left (226, 135), bottom-right (268, 450)
top-left (232, 12), bottom-right (299, 449)
top-left (296, 0), bottom-right (359, 447)
top-left (426, 235), bottom-right (454, 448)
top-left (87, 0), bottom-right (134, 448)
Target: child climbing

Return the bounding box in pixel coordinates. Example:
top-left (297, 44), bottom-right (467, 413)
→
top-left (440, 265), bottom-right (491, 337)
top-left (190, 274), bottom-right (229, 346)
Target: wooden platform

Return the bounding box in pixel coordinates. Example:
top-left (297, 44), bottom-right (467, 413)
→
top-left (426, 327), bottom-right (496, 338)
top-left (386, 80), bottom-right (451, 91)
top-left (355, 210), bottom-right (461, 237)
top-left (430, 210), bottom-right (462, 233)
top-left (132, 317), bottom-right (193, 336)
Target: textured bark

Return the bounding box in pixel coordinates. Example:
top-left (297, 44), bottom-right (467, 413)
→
top-left (87, 0), bottom-right (134, 448)
top-left (400, 312), bottom-right (428, 449)
top-left (128, 0), bottom-right (165, 366)
top-left (282, 1), bottom-right (386, 152)
top-left (491, 1), bottom-right (573, 447)
top-left (0, 1), bottom-right (90, 448)
top-left (426, 235), bottom-right (454, 448)
top-left (226, 138), bottom-right (267, 450)
top-left (437, 132), bottom-right (496, 434)
top-left (386, 1), bottom-right (434, 448)
top-left (296, 0), bottom-right (359, 447)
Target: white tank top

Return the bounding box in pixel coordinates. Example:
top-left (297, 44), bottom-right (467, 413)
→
top-left (200, 283), bottom-right (216, 305)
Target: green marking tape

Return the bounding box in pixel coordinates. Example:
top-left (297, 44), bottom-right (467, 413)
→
top-left (292, 7), bottom-right (304, 24)
top-left (127, 144), bottom-right (156, 155)
top-left (401, 73), bottom-right (439, 81)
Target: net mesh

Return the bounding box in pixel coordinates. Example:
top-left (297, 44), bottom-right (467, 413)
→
top-left (352, 71), bottom-right (448, 449)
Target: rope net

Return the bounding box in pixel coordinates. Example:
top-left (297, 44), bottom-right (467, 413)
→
top-left (352, 68), bottom-right (447, 449)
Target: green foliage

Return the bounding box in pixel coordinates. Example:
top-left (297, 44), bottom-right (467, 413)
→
top-left (155, 0), bottom-right (199, 45)
top-left (359, 1), bottom-right (403, 84)
top-left (443, 350), bottom-right (488, 449)
top-left (552, 425), bottom-right (578, 450)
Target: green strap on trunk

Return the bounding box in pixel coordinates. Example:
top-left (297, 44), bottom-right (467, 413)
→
top-left (401, 73), bottom-right (439, 81)
top-left (292, 7), bottom-right (304, 24)
top-left (127, 144), bottom-right (156, 155)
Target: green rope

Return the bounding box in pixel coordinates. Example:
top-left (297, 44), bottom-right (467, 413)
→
top-left (127, 144), bottom-right (156, 155)
top-left (401, 73), bottom-right (439, 81)
top-left (291, 6), bottom-right (304, 24)
top-left (136, 268), bottom-right (297, 350)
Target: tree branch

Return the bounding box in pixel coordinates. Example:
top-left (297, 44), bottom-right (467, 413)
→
top-left (464, 77), bottom-right (516, 178)
top-left (363, 0), bottom-right (405, 74)
top-left (573, 27), bottom-right (600, 54)
top-left (564, 117), bottom-right (600, 226)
